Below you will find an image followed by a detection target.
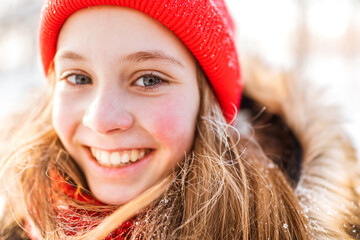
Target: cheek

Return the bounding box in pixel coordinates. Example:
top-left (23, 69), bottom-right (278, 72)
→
top-left (52, 91), bottom-right (81, 144)
top-left (145, 94), bottom-right (199, 153)
top-left (52, 108), bottom-right (71, 150)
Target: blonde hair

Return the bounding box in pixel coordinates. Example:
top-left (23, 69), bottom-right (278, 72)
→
top-left (0, 64), bottom-right (310, 239)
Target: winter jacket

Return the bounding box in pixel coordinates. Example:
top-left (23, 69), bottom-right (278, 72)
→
top-left (239, 59), bottom-right (360, 239)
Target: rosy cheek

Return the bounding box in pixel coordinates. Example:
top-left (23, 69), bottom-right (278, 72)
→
top-left (145, 96), bottom-right (198, 152)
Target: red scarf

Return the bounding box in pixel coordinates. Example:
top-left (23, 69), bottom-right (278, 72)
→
top-left (25, 173), bottom-right (134, 239)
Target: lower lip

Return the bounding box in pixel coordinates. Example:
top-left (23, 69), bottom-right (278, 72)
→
top-left (84, 147), bottom-right (154, 179)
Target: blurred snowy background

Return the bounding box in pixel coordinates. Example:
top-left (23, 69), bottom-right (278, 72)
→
top-left (1, 0), bottom-right (359, 146)
top-left (0, 0), bottom-right (359, 213)
top-left (228, 0), bottom-right (360, 156)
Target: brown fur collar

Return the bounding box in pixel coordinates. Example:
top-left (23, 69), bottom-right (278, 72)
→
top-left (239, 59), bottom-right (360, 239)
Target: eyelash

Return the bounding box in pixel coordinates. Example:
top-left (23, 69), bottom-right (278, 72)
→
top-left (59, 72), bottom-right (168, 90)
top-left (60, 72), bottom-right (92, 86)
top-left (133, 73), bottom-right (167, 91)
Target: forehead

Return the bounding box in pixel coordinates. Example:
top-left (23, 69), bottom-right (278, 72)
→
top-left (56, 6), bottom-right (195, 67)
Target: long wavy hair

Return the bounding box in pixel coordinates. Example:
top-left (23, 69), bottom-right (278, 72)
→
top-left (0, 63), bottom-right (310, 239)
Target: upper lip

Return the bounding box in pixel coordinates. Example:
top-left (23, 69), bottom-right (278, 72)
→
top-left (85, 145), bottom-right (153, 152)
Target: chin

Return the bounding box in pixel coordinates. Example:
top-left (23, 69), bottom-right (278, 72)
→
top-left (89, 182), bottom-right (142, 205)
top-left (93, 190), bottom-right (134, 205)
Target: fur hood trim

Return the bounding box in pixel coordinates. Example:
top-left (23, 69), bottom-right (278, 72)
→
top-left (241, 59), bottom-right (360, 239)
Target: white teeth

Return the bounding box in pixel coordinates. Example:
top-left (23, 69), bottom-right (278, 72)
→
top-left (90, 148), bottom-right (149, 167)
top-left (110, 152), bottom-right (121, 165)
top-left (121, 152), bottom-right (130, 163)
top-left (130, 150), bottom-right (139, 162)
top-left (92, 148), bottom-right (101, 161)
top-left (99, 151), bottom-right (110, 166)
top-left (91, 148), bottom-right (96, 157)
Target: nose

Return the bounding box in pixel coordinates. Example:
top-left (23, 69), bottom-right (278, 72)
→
top-left (82, 90), bottom-right (134, 134)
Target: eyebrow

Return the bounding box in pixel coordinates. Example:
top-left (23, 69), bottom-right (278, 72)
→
top-left (55, 51), bottom-right (86, 62)
top-left (122, 50), bottom-right (184, 68)
top-left (54, 50), bottom-right (184, 68)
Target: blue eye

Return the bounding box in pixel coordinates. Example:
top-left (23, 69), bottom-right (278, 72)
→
top-left (134, 74), bottom-right (162, 87)
top-left (66, 74), bottom-right (92, 85)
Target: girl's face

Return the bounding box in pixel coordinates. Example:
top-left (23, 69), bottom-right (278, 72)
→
top-left (52, 7), bottom-right (200, 205)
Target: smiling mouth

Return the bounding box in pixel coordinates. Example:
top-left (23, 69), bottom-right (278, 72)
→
top-left (90, 148), bottom-right (152, 168)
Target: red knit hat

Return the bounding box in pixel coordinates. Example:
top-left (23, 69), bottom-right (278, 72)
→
top-left (39, 0), bottom-right (242, 122)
